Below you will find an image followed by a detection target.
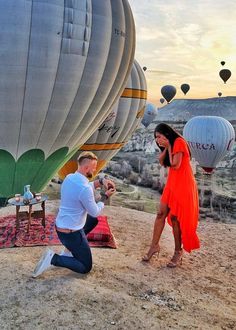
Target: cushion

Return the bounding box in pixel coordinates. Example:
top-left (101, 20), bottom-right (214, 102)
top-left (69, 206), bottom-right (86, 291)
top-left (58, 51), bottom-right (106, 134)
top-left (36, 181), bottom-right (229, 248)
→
top-left (87, 215), bottom-right (117, 248)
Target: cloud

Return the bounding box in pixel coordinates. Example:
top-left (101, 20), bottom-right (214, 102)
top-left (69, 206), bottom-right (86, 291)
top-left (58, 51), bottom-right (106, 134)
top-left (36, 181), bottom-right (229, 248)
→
top-left (138, 27), bottom-right (165, 41)
top-left (129, 0), bottom-right (236, 101)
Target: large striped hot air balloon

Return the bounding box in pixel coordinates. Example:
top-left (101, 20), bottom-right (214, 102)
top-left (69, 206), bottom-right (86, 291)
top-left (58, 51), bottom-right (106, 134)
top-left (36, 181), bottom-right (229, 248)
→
top-left (58, 60), bottom-right (147, 179)
top-left (183, 116), bottom-right (235, 173)
top-left (0, 0), bottom-right (135, 199)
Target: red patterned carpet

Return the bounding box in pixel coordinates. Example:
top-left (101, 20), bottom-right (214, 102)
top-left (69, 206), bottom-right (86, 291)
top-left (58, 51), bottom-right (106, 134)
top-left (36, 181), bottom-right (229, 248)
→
top-left (0, 215), bottom-right (117, 249)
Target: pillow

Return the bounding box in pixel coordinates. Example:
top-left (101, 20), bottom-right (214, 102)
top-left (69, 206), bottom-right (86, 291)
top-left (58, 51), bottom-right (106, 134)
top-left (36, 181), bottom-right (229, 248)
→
top-left (87, 215), bottom-right (117, 248)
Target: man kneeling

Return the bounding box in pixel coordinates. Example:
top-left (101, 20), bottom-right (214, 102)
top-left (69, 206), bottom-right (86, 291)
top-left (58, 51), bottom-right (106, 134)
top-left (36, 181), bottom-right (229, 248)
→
top-left (32, 152), bottom-right (115, 277)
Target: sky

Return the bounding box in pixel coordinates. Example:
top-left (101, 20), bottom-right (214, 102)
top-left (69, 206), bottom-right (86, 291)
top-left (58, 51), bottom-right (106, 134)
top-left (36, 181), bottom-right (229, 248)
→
top-left (128, 0), bottom-right (236, 105)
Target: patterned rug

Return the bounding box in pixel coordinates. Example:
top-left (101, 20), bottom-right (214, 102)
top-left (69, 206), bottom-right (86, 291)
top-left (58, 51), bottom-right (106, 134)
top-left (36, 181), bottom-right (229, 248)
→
top-left (0, 215), bottom-right (117, 249)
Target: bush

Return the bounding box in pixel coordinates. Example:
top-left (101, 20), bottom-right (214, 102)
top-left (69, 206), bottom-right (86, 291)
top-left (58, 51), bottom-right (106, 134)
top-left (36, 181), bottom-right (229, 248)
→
top-left (128, 155), bottom-right (146, 173)
top-left (129, 171), bottom-right (139, 185)
top-left (140, 169), bottom-right (154, 187)
top-left (120, 160), bottom-right (132, 177)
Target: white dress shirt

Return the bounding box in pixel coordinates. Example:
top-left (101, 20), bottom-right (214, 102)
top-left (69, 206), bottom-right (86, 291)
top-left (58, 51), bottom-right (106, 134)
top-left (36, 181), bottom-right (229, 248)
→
top-left (55, 172), bottom-right (104, 230)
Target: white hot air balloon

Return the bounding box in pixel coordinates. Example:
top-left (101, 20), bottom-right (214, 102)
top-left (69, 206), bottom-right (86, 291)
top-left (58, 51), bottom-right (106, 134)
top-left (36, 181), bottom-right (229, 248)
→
top-left (58, 60), bottom-right (147, 178)
top-left (183, 116), bottom-right (235, 173)
top-left (0, 0), bottom-right (135, 200)
top-left (141, 103), bottom-right (157, 128)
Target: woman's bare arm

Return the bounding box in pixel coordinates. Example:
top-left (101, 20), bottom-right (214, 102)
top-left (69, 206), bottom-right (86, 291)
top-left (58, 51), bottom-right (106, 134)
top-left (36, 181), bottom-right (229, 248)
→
top-left (168, 146), bottom-right (183, 169)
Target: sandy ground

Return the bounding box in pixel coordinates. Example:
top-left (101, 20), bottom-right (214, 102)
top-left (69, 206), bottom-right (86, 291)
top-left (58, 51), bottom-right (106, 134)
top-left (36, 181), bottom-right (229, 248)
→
top-left (0, 201), bottom-right (236, 330)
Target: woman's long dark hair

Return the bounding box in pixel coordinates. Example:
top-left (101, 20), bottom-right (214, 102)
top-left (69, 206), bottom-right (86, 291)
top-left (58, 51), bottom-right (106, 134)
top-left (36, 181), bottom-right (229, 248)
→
top-left (154, 123), bottom-right (187, 167)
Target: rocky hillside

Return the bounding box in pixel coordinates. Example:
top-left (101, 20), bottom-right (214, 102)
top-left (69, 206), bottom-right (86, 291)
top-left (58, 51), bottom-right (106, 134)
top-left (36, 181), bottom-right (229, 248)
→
top-left (123, 96), bottom-right (236, 166)
top-left (153, 96), bottom-right (236, 125)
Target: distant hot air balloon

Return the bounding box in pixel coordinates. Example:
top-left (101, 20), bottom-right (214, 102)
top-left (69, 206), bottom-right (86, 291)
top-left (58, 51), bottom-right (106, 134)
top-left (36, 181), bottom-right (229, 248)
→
top-left (141, 103), bottom-right (157, 128)
top-left (183, 116), bottom-right (235, 173)
top-left (58, 60), bottom-right (147, 179)
top-left (181, 83), bottom-right (190, 95)
top-left (0, 0), bottom-right (135, 199)
top-left (161, 85), bottom-right (177, 103)
top-left (143, 66), bottom-right (147, 71)
top-left (221, 61), bottom-right (225, 66)
top-left (219, 69), bottom-right (231, 83)
top-left (218, 92), bottom-right (222, 97)
top-left (160, 98), bottom-right (165, 104)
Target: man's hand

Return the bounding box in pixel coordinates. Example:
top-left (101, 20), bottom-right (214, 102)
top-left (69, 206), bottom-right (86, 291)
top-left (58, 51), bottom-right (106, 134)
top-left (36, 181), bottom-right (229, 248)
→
top-left (105, 187), bottom-right (116, 198)
top-left (97, 174), bottom-right (116, 192)
top-left (100, 186), bottom-right (116, 202)
top-left (103, 178), bottom-right (116, 191)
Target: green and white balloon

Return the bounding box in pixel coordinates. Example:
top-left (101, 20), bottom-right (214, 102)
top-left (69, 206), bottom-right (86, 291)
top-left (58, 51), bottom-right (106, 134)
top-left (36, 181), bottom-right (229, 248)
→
top-left (0, 0), bottom-right (135, 198)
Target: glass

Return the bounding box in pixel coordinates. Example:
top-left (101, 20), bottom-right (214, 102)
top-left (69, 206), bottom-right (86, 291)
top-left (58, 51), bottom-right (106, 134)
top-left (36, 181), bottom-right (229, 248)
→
top-left (15, 194), bottom-right (21, 202)
top-left (35, 193), bottom-right (42, 201)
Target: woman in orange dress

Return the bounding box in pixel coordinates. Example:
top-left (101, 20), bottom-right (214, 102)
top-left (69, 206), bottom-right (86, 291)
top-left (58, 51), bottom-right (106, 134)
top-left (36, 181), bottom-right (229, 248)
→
top-left (142, 123), bottom-right (200, 267)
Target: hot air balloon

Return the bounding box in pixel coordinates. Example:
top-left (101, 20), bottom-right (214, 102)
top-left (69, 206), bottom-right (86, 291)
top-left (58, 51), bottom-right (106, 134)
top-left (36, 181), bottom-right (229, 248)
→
top-left (161, 85), bottom-right (177, 103)
top-left (221, 61), bottom-right (225, 66)
top-left (141, 103), bottom-right (157, 128)
top-left (181, 83), bottom-right (190, 95)
top-left (183, 116), bottom-right (235, 173)
top-left (58, 60), bottom-right (147, 179)
top-left (218, 92), bottom-right (222, 97)
top-left (160, 98), bottom-right (165, 104)
top-left (143, 66), bottom-right (147, 71)
top-left (0, 0), bottom-right (135, 200)
top-left (219, 69), bottom-right (231, 83)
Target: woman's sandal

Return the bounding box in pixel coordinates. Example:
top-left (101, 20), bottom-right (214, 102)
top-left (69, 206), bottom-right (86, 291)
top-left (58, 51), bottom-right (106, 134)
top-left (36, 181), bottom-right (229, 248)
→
top-left (142, 245), bottom-right (160, 262)
top-left (167, 249), bottom-right (183, 268)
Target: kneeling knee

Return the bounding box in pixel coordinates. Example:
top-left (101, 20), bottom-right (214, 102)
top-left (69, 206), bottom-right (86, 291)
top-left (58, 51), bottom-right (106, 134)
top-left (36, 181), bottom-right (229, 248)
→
top-left (81, 264), bottom-right (92, 274)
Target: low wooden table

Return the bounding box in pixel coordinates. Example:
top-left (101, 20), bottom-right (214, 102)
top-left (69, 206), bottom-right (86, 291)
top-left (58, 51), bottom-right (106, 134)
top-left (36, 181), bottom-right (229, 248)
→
top-left (8, 195), bottom-right (48, 233)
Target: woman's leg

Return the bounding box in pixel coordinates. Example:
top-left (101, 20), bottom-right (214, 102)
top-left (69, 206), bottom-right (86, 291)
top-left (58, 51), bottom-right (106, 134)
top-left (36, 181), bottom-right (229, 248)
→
top-left (142, 201), bottom-right (169, 261)
top-left (167, 215), bottom-right (183, 268)
top-left (170, 215), bottom-right (182, 251)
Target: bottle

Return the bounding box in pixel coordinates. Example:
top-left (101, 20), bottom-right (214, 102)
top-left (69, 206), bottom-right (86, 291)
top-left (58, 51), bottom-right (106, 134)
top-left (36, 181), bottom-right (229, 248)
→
top-left (23, 185), bottom-right (34, 204)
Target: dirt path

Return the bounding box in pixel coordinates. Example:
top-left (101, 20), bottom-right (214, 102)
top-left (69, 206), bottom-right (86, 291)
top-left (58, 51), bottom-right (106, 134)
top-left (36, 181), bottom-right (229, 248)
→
top-left (0, 203), bottom-right (235, 329)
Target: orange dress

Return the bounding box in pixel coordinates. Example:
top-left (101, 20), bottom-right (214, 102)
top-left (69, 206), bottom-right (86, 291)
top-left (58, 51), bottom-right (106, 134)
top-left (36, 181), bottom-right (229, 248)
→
top-left (161, 137), bottom-right (200, 253)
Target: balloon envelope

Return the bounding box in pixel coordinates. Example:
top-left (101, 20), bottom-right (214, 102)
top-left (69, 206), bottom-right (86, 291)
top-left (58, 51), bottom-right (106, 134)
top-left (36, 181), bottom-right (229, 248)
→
top-left (181, 83), bottom-right (190, 95)
top-left (218, 92), bottom-right (222, 97)
top-left (58, 60), bottom-right (147, 179)
top-left (160, 98), bottom-right (165, 104)
top-left (219, 69), bottom-right (231, 83)
top-left (183, 116), bottom-right (235, 173)
top-left (142, 103), bottom-right (157, 128)
top-left (143, 66), bottom-right (147, 71)
top-left (0, 0), bottom-right (135, 198)
top-left (161, 85), bottom-right (177, 103)
top-left (221, 61), bottom-right (225, 66)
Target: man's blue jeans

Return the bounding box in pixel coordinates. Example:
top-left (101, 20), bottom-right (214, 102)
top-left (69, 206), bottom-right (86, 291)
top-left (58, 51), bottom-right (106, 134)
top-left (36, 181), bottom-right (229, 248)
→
top-left (51, 215), bottom-right (98, 274)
